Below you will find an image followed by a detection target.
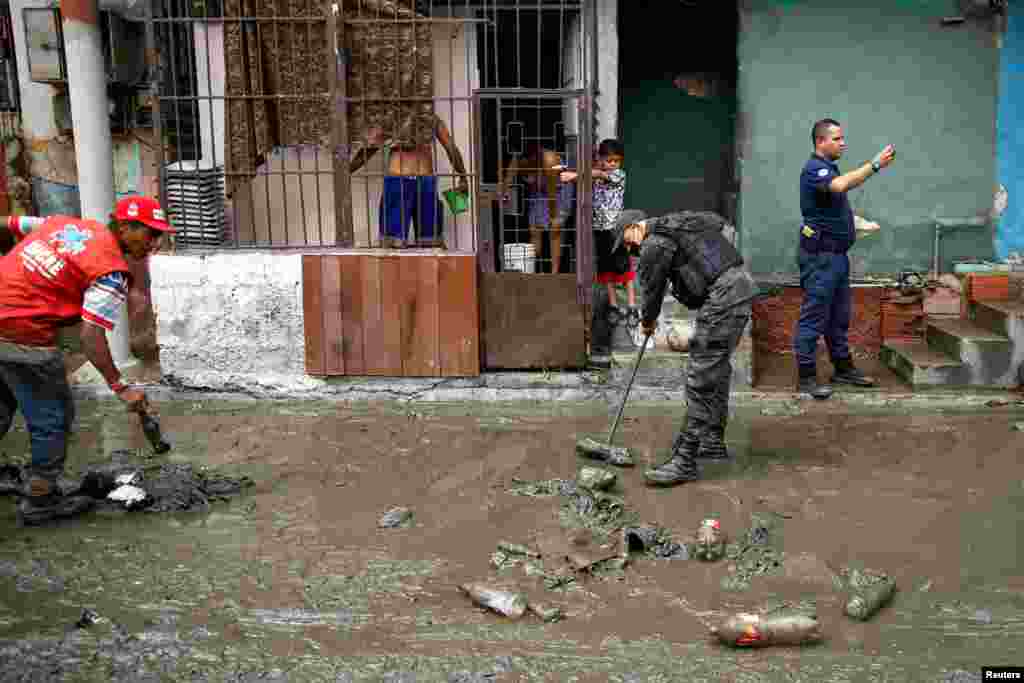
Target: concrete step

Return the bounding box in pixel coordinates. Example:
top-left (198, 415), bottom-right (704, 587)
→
top-left (972, 299), bottom-right (1024, 338)
top-left (924, 317), bottom-right (1016, 387)
top-left (879, 340), bottom-right (967, 388)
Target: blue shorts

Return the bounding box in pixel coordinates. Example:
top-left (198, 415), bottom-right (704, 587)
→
top-left (526, 182), bottom-right (575, 228)
top-left (380, 176), bottom-right (443, 241)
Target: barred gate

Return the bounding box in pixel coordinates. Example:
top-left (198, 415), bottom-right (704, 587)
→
top-left (149, 0), bottom-right (596, 372)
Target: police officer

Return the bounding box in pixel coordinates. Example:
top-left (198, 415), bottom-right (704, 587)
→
top-left (796, 119), bottom-right (896, 398)
top-left (612, 210), bottom-right (756, 486)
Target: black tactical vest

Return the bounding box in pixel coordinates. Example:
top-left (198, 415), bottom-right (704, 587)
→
top-left (649, 211), bottom-right (744, 309)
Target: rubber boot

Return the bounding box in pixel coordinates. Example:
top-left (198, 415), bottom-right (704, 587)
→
top-left (645, 421), bottom-right (700, 486)
top-left (831, 357), bottom-right (876, 387)
top-left (797, 367), bottom-right (832, 400)
top-left (16, 476), bottom-right (95, 527)
top-left (698, 424), bottom-right (730, 460)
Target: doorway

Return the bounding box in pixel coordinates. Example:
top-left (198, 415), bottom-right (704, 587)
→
top-left (618, 1), bottom-right (739, 222)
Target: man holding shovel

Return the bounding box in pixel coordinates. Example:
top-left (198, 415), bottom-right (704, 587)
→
top-left (0, 196), bottom-right (172, 525)
top-left (615, 210), bottom-right (756, 486)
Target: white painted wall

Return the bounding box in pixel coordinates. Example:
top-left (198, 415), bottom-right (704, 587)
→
top-left (595, 0), bottom-right (618, 142)
top-left (150, 252), bottom-right (307, 381)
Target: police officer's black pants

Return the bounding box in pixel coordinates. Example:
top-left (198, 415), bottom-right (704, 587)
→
top-left (685, 299), bottom-right (751, 431)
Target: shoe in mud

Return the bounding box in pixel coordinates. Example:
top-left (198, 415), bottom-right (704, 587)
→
top-left (644, 455), bottom-right (698, 486)
top-left (797, 374), bottom-right (832, 400)
top-left (17, 492), bottom-right (96, 527)
top-left (831, 359), bottom-right (876, 387)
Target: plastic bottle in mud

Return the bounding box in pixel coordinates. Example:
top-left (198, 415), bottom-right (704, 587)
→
top-left (845, 577), bottom-right (896, 621)
top-left (711, 611), bottom-right (823, 648)
top-left (459, 583), bottom-right (527, 619)
top-left (694, 518), bottom-right (726, 561)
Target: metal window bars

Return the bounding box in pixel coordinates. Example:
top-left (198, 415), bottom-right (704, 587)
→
top-left (147, 0), bottom-right (595, 261)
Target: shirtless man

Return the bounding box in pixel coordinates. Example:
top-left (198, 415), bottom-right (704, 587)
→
top-left (349, 114), bottom-right (470, 249)
top-left (497, 145), bottom-right (574, 274)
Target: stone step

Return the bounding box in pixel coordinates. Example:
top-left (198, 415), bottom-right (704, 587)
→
top-left (972, 299), bottom-right (1024, 338)
top-left (879, 340), bottom-right (967, 388)
top-left (924, 317), bottom-right (1016, 387)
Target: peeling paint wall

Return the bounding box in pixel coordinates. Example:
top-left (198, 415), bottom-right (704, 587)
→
top-left (149, 253), bottom-right (306, 383)
top-left (737, 0), bottom-right (1000, 275)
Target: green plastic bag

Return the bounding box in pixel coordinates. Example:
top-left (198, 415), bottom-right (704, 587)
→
top-left (443, 189), bottom-right (469, 215)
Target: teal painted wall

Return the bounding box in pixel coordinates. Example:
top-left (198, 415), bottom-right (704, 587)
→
top-left (737, 0), bottom-right (1000, 275)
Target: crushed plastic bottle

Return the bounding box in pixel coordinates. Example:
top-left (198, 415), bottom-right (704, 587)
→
top-left (845, 576), bottom-right (896, 621)
top-left (711, 610), bottom-right (823, 648)
top-left (694, 518), bottom-right (727, 561)
top-left (459, 583), bottom-right (527, 619)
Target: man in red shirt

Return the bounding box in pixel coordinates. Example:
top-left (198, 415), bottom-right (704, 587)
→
top-left (0, 196), bottom-right (174, 525)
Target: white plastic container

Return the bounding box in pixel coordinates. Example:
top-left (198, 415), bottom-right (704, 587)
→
top-left (503, 243), bottom-right (536, 273)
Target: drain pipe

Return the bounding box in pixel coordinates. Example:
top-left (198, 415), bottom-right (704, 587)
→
top-left (932, 216), bottom-right (989, 277)
top-left (61, 0), bottom-right (132, 366)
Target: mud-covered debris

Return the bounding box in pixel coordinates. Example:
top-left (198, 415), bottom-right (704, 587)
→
top-left (507, 477), bottom-right (575, 497)
top-left (577, 466), bottom-right (616, 491)
top-left (496, 541), bottom-right (541, 559)
top-left (841, 567), bottom-right (896, 621)
top-left (378, 506), bottom-right (414, 529)
top-left (107, 484), bottom-right (150, 510)
top-left (622, 525), bottom-right (689, 560)
top-left (711, 610), bottom-right (823, 648)
top-left (566, 551), bottom-right (626, 573)
top-left (459, 582), bottom-right (527, 619)
top-left (528, 600), bottom-right (564, 622)
top-left (760, 402), bottom-right (805, 417)
top-left (0, 463), bottom-right (23, 495)
top-left (1013, 422), bottom-right (1024, 432)
top-left (75, 608), bottom-right (102, 629)
top-left (694, 518), bottom-right (727, 561)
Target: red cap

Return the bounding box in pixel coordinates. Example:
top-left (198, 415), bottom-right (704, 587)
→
top-left (114, 196), bottom-right (175, 232)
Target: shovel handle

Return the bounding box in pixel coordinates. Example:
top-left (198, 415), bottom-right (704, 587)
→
top-left (605, 332), bottom-right (651, 445)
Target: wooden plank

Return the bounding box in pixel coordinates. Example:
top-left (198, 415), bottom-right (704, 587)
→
top-left (328, 2), bottom-right (353, 245)
top-left (401, 255), bottom-right (441, 376)
top-left (481, 273), bottom-right (586, 369)
top-left (361, 256), bottom-right (386, 375)
top-left (438, 255), bottom-right (480, 377)
top-left (301, 255), bottom-right (325, 375)
top-left (378, 256), bottom-right (405, 375)
top-left (339, 255), bottom-right (365, 374)
top-left (321, 255), bottom-right (345, 374)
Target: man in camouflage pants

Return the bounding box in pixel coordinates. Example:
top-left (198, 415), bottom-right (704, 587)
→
top-left (615, 210), bottom-right (757, 486)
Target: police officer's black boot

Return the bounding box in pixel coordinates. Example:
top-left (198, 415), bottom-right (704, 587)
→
top-left (797, 367), bottom-right (832, 400)
top-left (698, 424), bottom-right (730, 460)
top-left (831, 357), bottom-right (876, 387)
top-left (644, 420), bottom-right (700, 486)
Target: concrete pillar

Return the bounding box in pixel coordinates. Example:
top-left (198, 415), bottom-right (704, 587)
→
top-left (60, 0), bottom-right (132, 366)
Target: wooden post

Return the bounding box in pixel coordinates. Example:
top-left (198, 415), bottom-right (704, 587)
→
top-left (328, 2), bottom-right (353, 246)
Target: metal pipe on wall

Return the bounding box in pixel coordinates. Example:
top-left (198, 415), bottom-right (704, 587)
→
top-left (61, 0), bottom-right (132, 365)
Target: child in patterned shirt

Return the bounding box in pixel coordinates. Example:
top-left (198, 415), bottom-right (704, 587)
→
top-left (560, 139), bottom-right (638, 332)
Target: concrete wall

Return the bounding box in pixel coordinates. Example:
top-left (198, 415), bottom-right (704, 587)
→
top-left (150, 253), bottom-right (306, 383)
top-left (996, 5), bottom-right (1024, 260)
top-left (231, 21), bottom-right (478, 250)
top-left (737, 0), bottom-right (1001, 275)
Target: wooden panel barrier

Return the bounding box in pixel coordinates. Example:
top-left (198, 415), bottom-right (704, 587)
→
top-left (303, 253), bottom-right (480, 377)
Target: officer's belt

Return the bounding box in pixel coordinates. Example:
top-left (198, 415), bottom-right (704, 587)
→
top-left (800, 226), bottom-right (851, 254)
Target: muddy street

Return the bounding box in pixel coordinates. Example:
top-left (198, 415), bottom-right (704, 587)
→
top-left (0, 396), bottom-right (1021, 681)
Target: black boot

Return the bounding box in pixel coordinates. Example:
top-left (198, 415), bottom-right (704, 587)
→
top-left (797, 367), bottom-right (832, 400)
top-left (698, 424), bottom-right (730, 460)
top-left (645, 423), bottom-right (700, 486)
top-left (16, 477), bottom-right (95, 527)
top-left (831, 357), bottom-right (876, 387)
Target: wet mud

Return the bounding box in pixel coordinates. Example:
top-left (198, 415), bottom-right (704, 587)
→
top-left (0, 397), bottom-right (1022, 680)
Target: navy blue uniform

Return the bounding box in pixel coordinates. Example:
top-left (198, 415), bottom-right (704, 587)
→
top-left (794, 155), bottom-right (855, 371)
